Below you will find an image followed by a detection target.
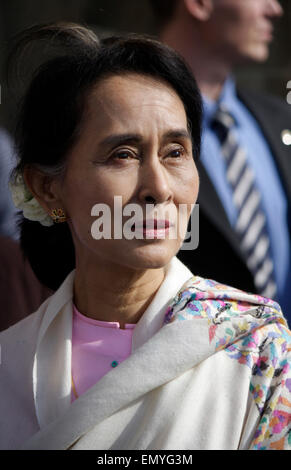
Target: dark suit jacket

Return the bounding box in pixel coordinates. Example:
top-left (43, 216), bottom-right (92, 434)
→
top-left (178, 89), bottom-right (291, 295)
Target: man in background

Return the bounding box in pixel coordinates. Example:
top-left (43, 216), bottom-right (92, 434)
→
top-left (0, 127), bottom-right (18, 239)
top-left (150, 0), bottom-right (291, 321)
top-left (0, 128), bottom-right (51, 330)
top-left (0, 234), bottom-right (52, 331)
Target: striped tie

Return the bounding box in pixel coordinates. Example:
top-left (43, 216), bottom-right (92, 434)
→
top-left (211, 104), bottom-right (277, 299)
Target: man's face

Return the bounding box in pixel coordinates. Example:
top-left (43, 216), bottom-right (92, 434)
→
top-left (207, 0), bottom-right (283, 64)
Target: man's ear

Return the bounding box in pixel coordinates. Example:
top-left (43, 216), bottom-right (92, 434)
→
top-left (23, 167), bottom-right (63, 214)
top-left (184, 0), bottom-right (214, 21)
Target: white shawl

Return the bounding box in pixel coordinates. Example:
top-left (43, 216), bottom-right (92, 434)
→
top-left (0, 257), bottom-right (290, 450)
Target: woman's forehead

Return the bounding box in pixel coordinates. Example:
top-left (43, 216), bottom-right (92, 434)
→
top-left (91, 73), bottom-right (183, 106)
top-left (84, 73), bottom-right (188, 133)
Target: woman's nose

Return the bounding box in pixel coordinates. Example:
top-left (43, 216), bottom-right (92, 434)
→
top-left (138, 159), bottom-right (173, 205)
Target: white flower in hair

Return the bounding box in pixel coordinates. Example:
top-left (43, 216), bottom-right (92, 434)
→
top-left (9, 172), bottom-right (54, 227)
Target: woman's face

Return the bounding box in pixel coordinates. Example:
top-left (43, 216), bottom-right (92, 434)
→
top-left (56, 73), bottom-right (199, 271)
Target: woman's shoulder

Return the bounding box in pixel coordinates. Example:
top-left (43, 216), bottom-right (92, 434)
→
top-left (169, 274), bottom-right (284, 310)
top-left (165, 274), bottom-right (290, 338)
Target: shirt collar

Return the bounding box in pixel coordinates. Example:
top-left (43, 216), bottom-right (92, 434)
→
top-left (202, 76), bottom-right (238, 128)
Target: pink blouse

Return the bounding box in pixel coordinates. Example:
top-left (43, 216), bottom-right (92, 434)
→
top-left (71, 304), bottom-right (135, 402)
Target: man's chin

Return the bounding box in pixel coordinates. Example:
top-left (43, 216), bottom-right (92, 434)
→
top-left (239, 45), bottom-right (270, 64)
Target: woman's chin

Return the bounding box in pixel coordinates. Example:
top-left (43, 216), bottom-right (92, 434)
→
top-left (82, 238), bottom-right (182, 271)
top-left (120, 242), bottom-right (180, 270)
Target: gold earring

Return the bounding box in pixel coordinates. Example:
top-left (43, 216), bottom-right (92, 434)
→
top-left (50, 208), bottom-right (67, 223)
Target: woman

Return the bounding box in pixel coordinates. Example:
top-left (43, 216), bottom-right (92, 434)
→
top-left (0, 23), bottom-right (290, 450)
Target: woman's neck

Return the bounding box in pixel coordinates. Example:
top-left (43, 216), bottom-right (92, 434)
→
top-left (73, 257), bottom-right (166, 329)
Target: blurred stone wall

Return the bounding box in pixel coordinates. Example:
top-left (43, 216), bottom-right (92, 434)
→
top-left (0, 0), bottom-right (290, 133)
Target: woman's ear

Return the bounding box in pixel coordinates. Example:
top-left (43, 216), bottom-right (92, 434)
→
top-left (184, 0), bottom-right (214, 21)
top-left (23, 167), bottom-right (63, 214)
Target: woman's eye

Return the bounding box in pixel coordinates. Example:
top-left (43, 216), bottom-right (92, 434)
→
top-left (113, 150), bottom-right (136, 160)
top-left (116, 152), bottom-right (130, 159)
top-left (168, 147), bottom-right (185, 158)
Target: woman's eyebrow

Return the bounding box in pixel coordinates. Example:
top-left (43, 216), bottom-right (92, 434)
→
top-left (99, 133), bottom-right (143, 148)
top-left (99, 129), bottom-right (192, 149)
top-left (162, 129), bottom-right (192, 142)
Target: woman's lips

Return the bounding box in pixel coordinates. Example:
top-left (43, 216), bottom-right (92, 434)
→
top-left (132, 219), bottom-right (173, 238)
top-left (144, 219), bottom-right (170, 229)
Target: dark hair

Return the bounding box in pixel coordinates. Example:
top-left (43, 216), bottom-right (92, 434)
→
top-left (148, 0), bottom-right (179, 29)
top-left (9, 22), bottom-right (202, 291)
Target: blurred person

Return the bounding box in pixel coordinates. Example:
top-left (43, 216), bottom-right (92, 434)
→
top-left (150, 0), bottom-right (291, 321)
top-left (0, 23), bottom-right (290, 451)
top-left (0, 131), bottom-right (49, 329)
top-left (0, 235), bottom-right (52, 331)
top-left (0, 127), bottom-right (19, 238)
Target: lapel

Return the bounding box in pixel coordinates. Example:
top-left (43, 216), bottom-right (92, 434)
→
top-left (237, 88), bottom-right (291, 204)
top-left (197, 88), bottom-right (291, 259)
top-left (196, 160), bottom-right (244, 259)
